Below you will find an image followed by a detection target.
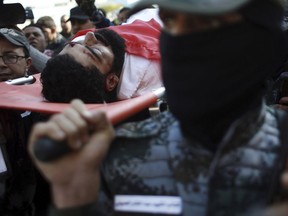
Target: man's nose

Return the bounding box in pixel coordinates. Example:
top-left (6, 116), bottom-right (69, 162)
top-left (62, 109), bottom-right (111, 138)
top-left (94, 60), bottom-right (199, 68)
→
top-left (25, 33), bottom-right (34, 40)
top-left (84, 32), bottom-right (98, 46)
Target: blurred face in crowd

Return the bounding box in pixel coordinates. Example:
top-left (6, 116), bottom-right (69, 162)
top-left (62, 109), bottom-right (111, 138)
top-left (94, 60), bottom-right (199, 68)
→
top-left (60, 15), bottom-right (72, 34)
top-left (42, 27), bottom-right (55, 43)
top-left (0, 37), bottom-right (32, 81)
top-left (70, 18), bottom-right (95, 34)
top-left (117, 10), bottom-right (129, 24)
top-left (60, 32), bottom-right (114, 74)
top-left (158, 9), bottom-right (243, 35)
top-left (23, 26), bottom-right (47, 52)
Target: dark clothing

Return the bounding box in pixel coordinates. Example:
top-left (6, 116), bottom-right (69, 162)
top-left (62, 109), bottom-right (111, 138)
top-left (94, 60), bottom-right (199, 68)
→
top-left (0, 111), bottom-right (50, 216)
top-left (95, 17), bottom-right (114, 29)
top-left (266, 70), bottom-right (288, 105)
top-left (0, 110), bottom-right (36, 216)
top-left (160, 21), bottom-right (287, 149)
top-left (50, 105), bottom-right (288, 216)
top-left (60, 31), bottom-right (72, 41)
top-left (46, 33), bottom-right (67, 57)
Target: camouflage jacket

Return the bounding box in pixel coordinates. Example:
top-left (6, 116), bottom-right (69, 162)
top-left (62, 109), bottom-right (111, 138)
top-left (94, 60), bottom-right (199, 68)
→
top-left (51, 105), bottom-right (288, 216)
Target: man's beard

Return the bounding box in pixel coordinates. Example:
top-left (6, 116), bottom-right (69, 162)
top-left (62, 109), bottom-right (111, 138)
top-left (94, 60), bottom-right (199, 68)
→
top-left (94, 72), bottom-right (118, 103)
top-left (67, 68), bottom-right (118, 103)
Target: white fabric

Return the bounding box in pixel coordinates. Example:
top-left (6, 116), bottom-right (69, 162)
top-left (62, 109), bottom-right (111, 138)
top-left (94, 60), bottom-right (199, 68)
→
top-left (124, 8), bottom-right (163, 26)
top-left (118, 8), bottom-right (163, 99)
top-left (72, 35), bottom-right (85, 43)
top-left (114, 195), bottom-right (182, 214)
top-left (117, 53), bottom-right (162, 100)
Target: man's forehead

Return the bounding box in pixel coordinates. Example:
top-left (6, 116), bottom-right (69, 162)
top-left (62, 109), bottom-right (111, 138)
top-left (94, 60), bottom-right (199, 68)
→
top-left (24, 27), bottom-right (42, 32)
top-left (72, 33), bottom-right (109, 47)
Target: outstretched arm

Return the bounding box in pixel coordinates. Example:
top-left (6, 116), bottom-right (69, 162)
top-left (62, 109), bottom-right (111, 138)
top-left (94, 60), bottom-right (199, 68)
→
top-left (28, 99), bottom-right (115, 209)
top-left (29, 45), bottom-right (50, 73)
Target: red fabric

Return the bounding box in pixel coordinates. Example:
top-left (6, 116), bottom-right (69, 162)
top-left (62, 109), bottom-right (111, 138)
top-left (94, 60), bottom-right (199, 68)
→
top-left (72, 19), bottom-right (161, 60)
top-left (0, 74), bottom-right (158, 124)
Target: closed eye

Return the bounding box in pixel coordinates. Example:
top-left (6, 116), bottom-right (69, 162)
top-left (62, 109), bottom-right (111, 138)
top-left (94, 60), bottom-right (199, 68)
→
top-left (85, 45), bottom-right (102, 62)
top-left (94, 33), bottom-right (109, 46)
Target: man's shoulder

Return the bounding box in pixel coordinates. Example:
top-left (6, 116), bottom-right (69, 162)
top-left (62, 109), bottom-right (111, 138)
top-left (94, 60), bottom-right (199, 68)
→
top-left (102, 112), bottom-right (181, 196)
top-left (106, 111), bottom-right (179, 161)
top-left (114, 111), bottom-right (176, 139)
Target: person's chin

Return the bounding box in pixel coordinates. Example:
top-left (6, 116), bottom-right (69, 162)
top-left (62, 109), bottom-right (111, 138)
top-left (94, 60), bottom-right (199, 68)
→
top-left (30, 42), bottom-right (38, 48)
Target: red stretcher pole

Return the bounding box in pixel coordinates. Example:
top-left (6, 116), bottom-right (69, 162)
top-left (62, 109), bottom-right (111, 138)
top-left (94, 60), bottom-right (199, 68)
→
top-left (33, 87), bottom-right (166, 162)
top-left (104, 87), bottom-right (165, 124)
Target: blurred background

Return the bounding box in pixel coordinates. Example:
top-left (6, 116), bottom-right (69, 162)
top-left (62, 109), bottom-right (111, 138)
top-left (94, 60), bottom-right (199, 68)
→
top-left (3, 0), bottom-right (139, 30)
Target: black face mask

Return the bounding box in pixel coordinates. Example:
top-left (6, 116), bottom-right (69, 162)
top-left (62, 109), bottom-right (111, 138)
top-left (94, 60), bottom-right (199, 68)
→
top-left (160, 21), bottom-right (286, 149)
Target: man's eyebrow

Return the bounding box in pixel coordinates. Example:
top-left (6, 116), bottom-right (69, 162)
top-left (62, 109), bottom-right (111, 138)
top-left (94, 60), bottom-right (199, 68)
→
top-left (94, 33), bottom-right (109, 46)
top-left (67, 41), bottom-right (101, 61)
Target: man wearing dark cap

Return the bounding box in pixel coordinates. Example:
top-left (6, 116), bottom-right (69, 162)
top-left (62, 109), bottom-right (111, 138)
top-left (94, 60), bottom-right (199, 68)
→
top-left (0, 28), bottom-right (32, 81)
top-left (28, 0), bottom-right (288, 216)
top-left (67, 6), bottom-right (95, 35)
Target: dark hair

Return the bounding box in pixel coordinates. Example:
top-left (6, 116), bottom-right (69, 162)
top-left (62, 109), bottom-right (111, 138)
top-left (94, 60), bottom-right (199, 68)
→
top-left (41, 54), bottom-right (108, 103)
top-left (23, 23), bottom-right (46, 34)
top-left (119, 7), bottom-right (131, 14)
top-left (94, 28), bottom-right (126, 77)
top-left (36, 16), bottom-right (56, 29)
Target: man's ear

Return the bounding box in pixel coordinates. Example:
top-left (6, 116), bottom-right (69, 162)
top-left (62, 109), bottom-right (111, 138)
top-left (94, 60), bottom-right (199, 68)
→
top-left (26, 57), bottom-right (32, 68)
top-left (105, 73), bottom-right (119, 92)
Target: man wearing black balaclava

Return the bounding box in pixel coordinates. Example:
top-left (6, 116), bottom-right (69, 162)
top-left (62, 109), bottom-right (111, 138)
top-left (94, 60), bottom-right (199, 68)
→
top-left (28, 0), bottom-right (288, 216)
